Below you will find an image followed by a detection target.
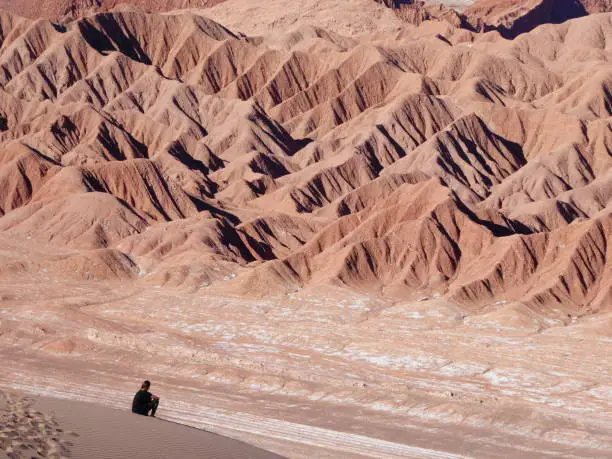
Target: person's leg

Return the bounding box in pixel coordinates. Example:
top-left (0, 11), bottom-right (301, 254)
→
top-left (149, 399), bottom-right (159, 417)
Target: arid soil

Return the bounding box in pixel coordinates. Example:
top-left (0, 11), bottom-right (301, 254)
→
top-left (0, 1), bottom-right (610, 457)
top-left (0, 391), bottom-right (74, 458)
top-left (1, 277), bottom-right (611, 457)
top-left (0, 391), bottom-right (281, 458)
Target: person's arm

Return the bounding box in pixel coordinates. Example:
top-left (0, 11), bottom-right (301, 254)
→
top-left (151, 393), bottom-right (160, 401)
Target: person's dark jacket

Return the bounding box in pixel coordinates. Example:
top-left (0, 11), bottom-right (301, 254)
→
top-left (132, 389), bottom-right (153, 415)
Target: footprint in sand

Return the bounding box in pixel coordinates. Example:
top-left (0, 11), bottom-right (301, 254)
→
top-left (0, 392), bottom-right (72, 459)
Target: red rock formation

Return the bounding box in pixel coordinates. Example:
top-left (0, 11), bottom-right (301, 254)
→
top-left (0, 7), bottom-right (609, 312)
top-left (464, 0), bottom-right (607, 37)
top-left (0, 0), bottom-right (226, 21)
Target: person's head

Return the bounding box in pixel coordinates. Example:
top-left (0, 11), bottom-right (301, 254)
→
top-left (141, 380), bottom-right (151, 391)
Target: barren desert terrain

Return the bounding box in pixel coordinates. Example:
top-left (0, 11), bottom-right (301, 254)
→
top-left (0, 0), bottom-right (610, 457)
top-left (0, 390), bottom-right (282, 458)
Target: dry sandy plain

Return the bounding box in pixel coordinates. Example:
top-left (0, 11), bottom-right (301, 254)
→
top-left (1, 266), bottom-right (611, 457)
top-left (0, 390), bottom-right (283, 458)
top-left (0, 0), bottom-right (610, 457)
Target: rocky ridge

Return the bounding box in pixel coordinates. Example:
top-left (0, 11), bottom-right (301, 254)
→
top-left (0, 7), bottom-right (609, 317)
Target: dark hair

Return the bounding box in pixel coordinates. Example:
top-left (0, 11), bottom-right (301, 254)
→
top-left (141, 380), bottom-right (151, 389)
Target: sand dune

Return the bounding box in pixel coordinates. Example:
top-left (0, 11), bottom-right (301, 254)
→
top-left (0, 390), bottom-right (282, 459)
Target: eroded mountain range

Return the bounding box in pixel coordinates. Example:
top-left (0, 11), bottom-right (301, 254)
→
top-left (0, 5), bottom-right (609, 317)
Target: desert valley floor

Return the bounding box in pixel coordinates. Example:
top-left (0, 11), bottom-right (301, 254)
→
top-left (1, 270), bottom-right (611, 457)
top-left (0, 0), bottom-right (610, 457)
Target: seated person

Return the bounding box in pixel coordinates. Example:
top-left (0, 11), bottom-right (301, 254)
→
top-left (132, 380), bottom-right (160, 417)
